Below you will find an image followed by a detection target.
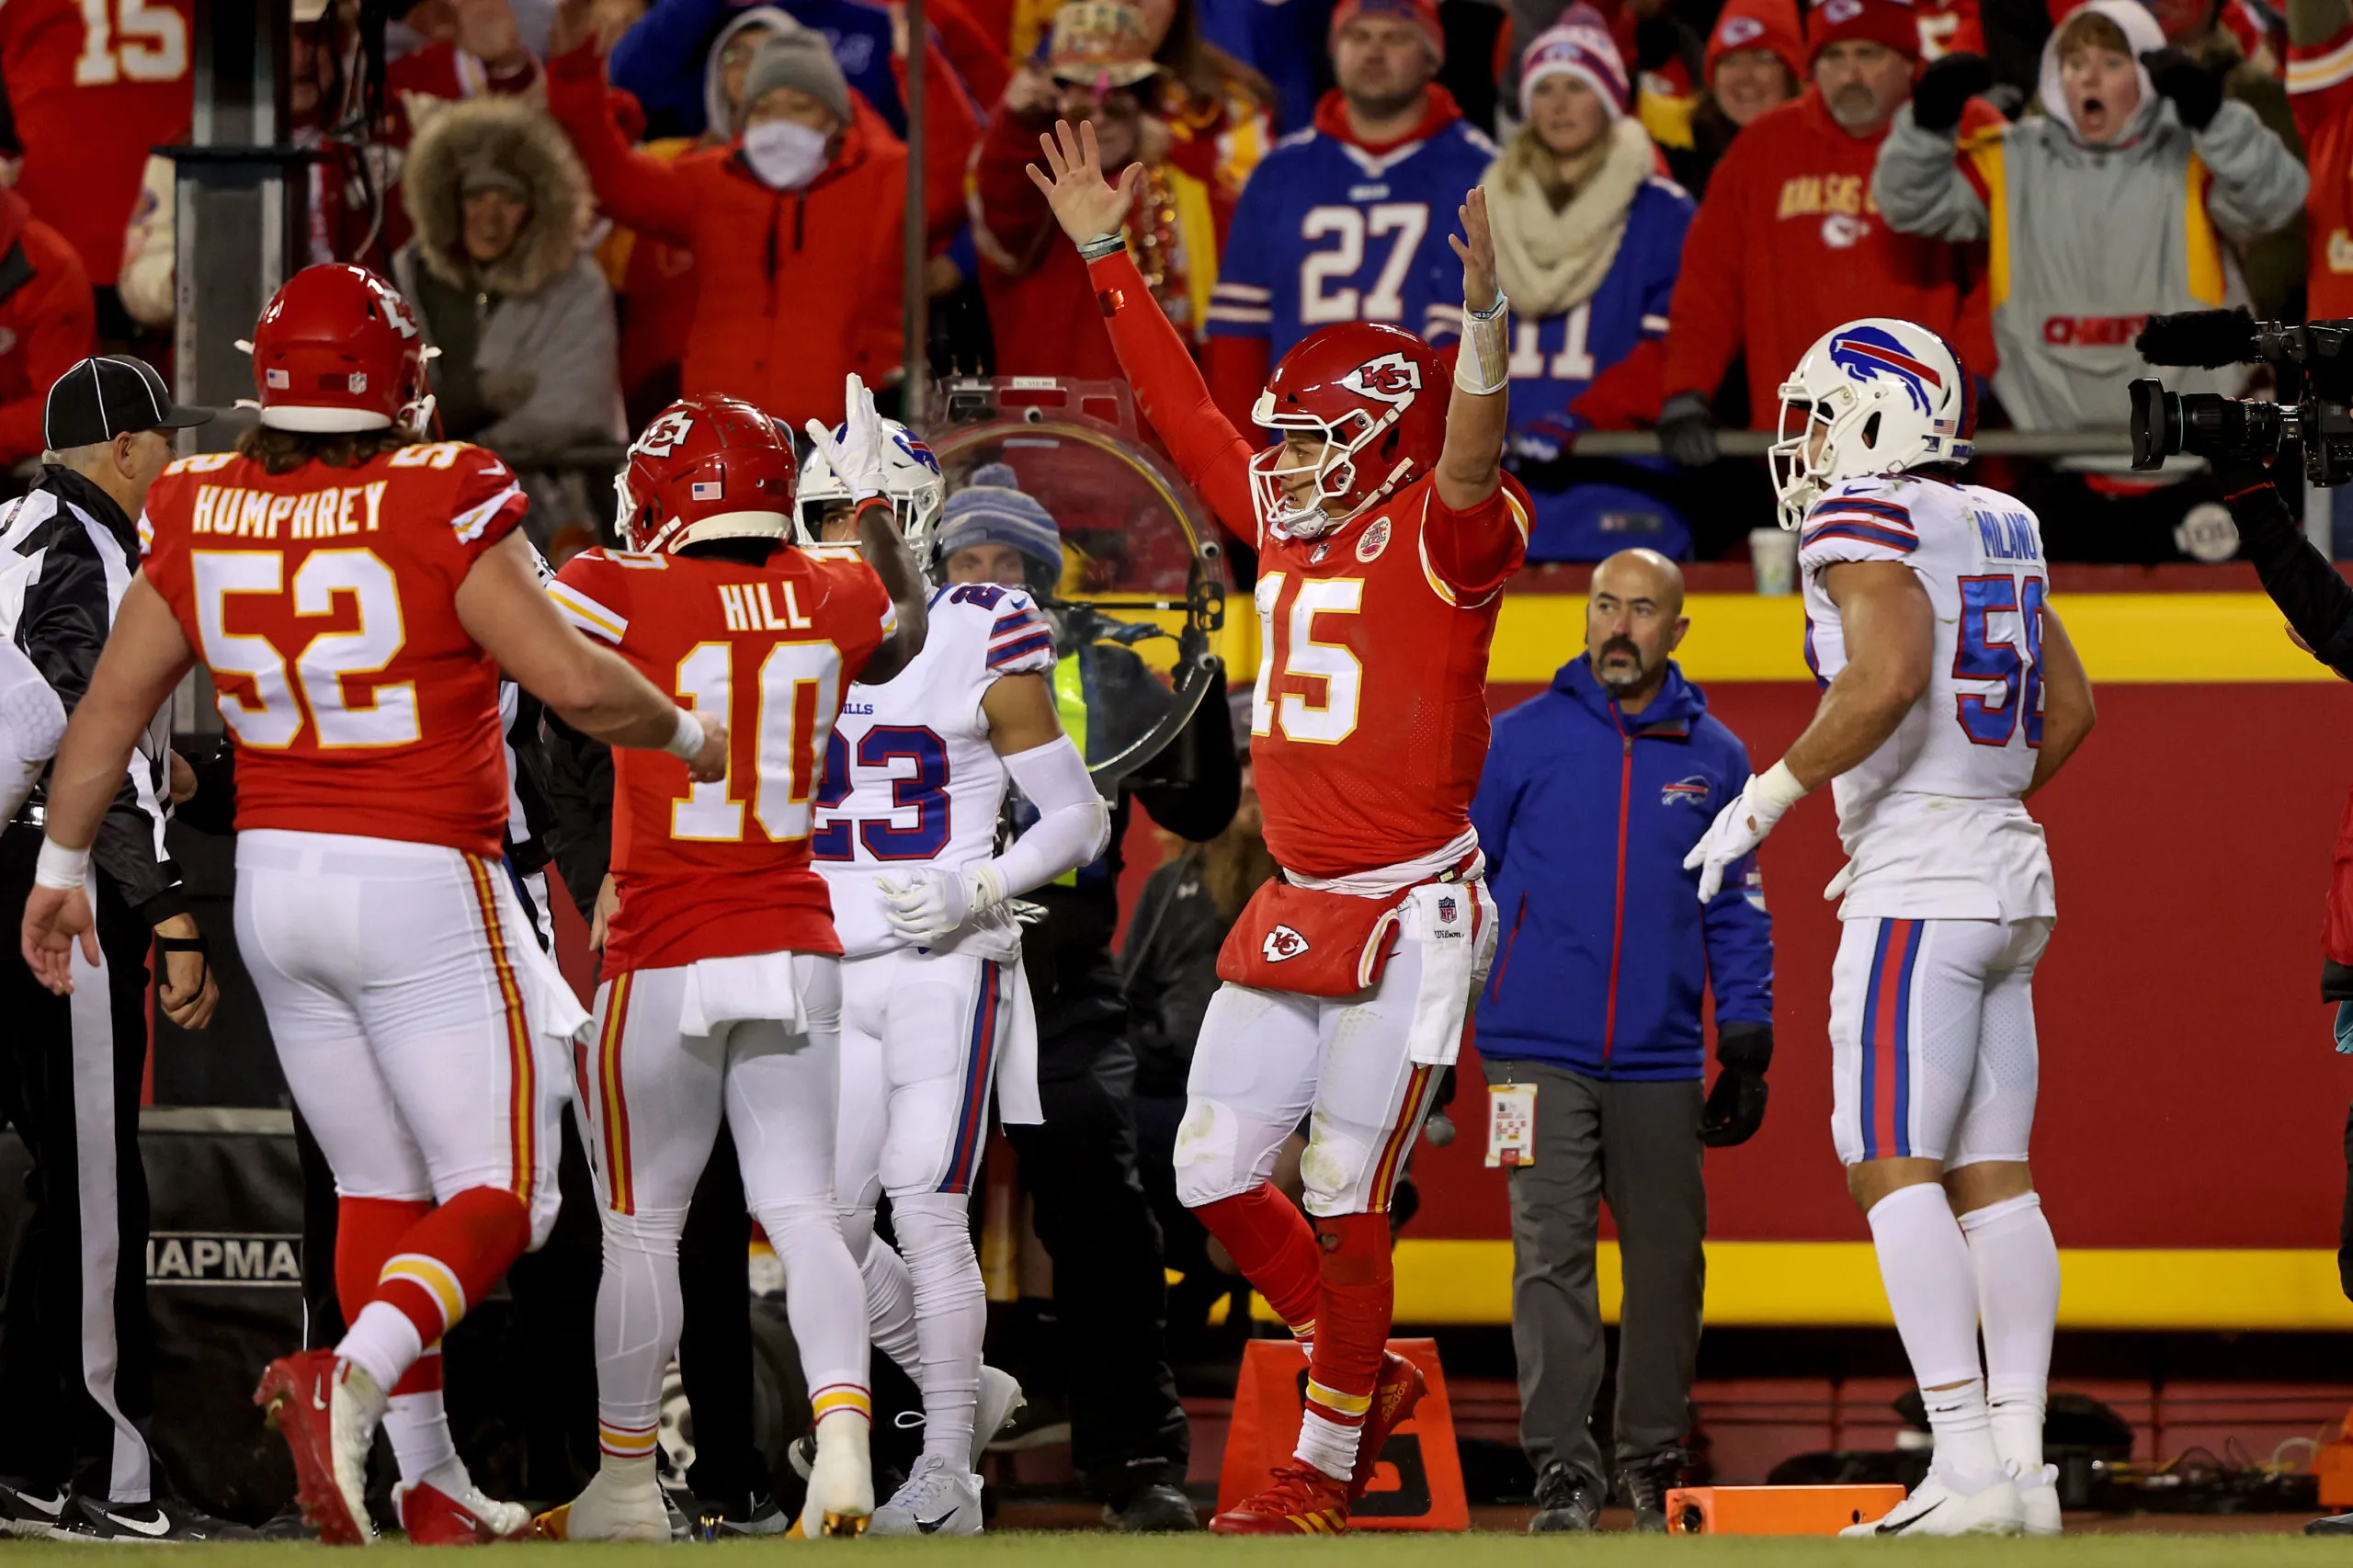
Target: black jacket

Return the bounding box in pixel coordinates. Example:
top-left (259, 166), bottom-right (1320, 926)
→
top-left (2221, 472), bottom-right (2353, 681)
top-left (0, 465), bottom-right (183, 925)
top-left (1118, 850), bottom-right (1236, 1099)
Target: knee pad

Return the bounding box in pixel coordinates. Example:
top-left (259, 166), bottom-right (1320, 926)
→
top-left (885, 1192), bottom-right (971, 1257)
top-left (750, 1199), bottom-right (846, 1273)
top-left (1298, 1113), bottom-right (1377, 1216)
top-left (597, 1205), bottom-right (687, 1258)
top-left (1174, 1097), bottom-right (1247, 1209)
top-left (837, 1204), bottom-right (878, 1265)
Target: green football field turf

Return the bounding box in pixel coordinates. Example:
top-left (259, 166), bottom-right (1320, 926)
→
top-left (1, 1536), bottom-right (2348, 1563)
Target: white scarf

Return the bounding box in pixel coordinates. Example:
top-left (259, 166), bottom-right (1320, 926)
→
top-left (1483, 117), bottom-right (1655, 321)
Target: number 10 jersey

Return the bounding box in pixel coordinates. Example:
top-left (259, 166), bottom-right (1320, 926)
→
top-left (813, 582), bottom-right (1055, 961)
top-left (1798, 473), bottom-right (2056, 922)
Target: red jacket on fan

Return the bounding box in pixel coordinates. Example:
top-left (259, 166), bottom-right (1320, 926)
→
top-left (1652, 88), bottom-right (1999, 425)
top-left (0, 0), bottom-right (193, 288)
top-left (0, 188), bottom-right (94, 464)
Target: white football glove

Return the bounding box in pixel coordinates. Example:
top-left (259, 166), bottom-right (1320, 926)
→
top-left (802, 373), bottom-right (889, 502)
top-left (879, 863), bottom-right (1008, 944)
top-left (1683, 760), bottom-right (1809, 903)
top-left (1823, 860), bottom-right (1855, 902)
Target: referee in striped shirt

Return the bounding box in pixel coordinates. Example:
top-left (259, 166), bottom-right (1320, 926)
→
top-left (0, 357), bottom-right (244, 1541)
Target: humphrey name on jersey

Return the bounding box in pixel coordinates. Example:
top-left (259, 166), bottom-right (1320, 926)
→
top-left (187, 479), bottom-right (392, 540)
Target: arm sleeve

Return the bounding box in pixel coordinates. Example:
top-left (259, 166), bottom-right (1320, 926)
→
top-left (2221, 473), bottom-right (2353, 679)
top-left (2195, 98), bottom-right (2313, 243)
top-left (1699, 735), bottom-right (1776, 1028)
top-left (1085, 248), bottom-right (1260, 539)
top-left (547, 44), bottom-right (699, 244)
top-left (1657, 155), bottom-right (1745, 401)
top-left (990, 733), bottom-right (1113, 895)
top-left (605, 0), bottom-right (730, 138)
top-left (0, 249), bottom-right (95, 464)
top-left (476, 261), bottom-right (624, 448)
top-left (1421, 474), bottom-right (1531, 599)
top-left (1870, 106), bottom-right (1995, 242)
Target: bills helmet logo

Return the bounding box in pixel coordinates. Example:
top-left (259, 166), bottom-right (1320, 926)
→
top-left (1661, 776), bottom-right (1711, 808)
top-left (1828, 324), bottom-right (1942, 417)
top-left (1262, 925), bottom-right (1311, 961)
top-left (1344, 353), bottom-right (1421, 403)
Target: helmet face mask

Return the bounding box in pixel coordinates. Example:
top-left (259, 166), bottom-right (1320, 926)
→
top-left (792, 421), bottom-right (945, 576)
top-left (1769, 317), bottom-right (1975, 529)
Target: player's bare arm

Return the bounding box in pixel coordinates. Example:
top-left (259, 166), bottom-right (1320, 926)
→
top-left (458, 530), bottom-right (728, 781)
top-left (1435, 187), bottom-right (1506, 513)
top-left (2024, 604), bottom-right (2094, 798)
top-left (1781, 560), bottom-right (1936, 787)
top-left (21, 573), bottom-right (195, 993)
top-left (979, 670), bottom-right (1064, 756)
top-left (851, 497), bottom-right (931, 685)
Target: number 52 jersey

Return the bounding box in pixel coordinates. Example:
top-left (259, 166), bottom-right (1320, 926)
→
top-left (1799, 474), bottom-right (2056, 922)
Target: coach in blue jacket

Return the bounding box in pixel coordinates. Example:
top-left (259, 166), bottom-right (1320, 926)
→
top-left (1472, 547), bottom-right (1773, 1534)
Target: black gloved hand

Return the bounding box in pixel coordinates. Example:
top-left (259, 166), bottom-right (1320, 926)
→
top-left (1699, 1023), bottom-right (1772, 1148)
top-left (1657, 391), bottom-right (1719, 469)
top-left (2142, 48), bottom-right (2224, 131)
top-left (1911, 51), bottom-right (1993, 134)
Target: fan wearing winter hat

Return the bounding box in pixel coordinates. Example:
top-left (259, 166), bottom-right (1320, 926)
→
top-left (937, 463), bottom-right (1068, 597)
top-left (1450, 7), bottom-right (1697, 560)
top-left (1652, 0), bottom-right (1805, 195)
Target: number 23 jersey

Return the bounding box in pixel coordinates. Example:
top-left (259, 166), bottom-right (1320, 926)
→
top-left (1799, 474), bottom-right (2055, 921)
top-left (813, 582), bottom-right (1056, 961)
top-left (550, 542), bottom-right (896, 973)
top-left (139, 441), bottom-right (529, 858)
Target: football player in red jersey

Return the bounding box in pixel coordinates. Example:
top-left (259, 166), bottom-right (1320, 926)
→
top-left (537, 383), bottom-right (928, 1541)
top-left (1029, 120), bottom-right (1530, 1534)
top-left (17, 263), bottom-right (729, 1547)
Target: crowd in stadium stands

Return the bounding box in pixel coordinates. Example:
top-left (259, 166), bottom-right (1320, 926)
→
top-left (3, 0), bottom-right (2350, 562)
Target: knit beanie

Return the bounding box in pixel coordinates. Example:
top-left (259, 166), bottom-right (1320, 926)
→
top-left (1706, 0), bottom-right (1807, 85)
top-left (1328, 0), bottom-right (1446, 63)
top-left (1803, 0), bottom-right (1921, 65)
top-left (741, 22), bottom-right (853, 129)
top-left (1518, 6), bottom-right (1631, 119)
top-left (938, 463), bottom-right (1063, 575)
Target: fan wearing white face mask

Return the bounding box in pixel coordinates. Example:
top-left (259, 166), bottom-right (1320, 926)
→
top-left (736, 28), bottom-right (852, 187)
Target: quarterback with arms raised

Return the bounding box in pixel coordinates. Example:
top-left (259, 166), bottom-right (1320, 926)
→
top-left (1029, 120), bottom-right (1529, 1534)
top-left (1686, 318), bottom-right (2097, 1538)
top-left (19, 264), bottom-right (727, 1546)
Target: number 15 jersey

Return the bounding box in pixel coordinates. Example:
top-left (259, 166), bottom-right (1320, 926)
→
top-left (550, 543), bottom-right (896, 974)
top-left (1799, 473), bottom-right (2056, 922)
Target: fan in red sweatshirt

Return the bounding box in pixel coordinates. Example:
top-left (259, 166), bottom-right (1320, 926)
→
top-left (1620, 0), bottom-right (1999, 434)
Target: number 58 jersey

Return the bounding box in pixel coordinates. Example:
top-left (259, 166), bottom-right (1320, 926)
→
top-left (550, 543), bottom-right (897, 974)
top-left (813, 582), bottom-right (1056, 961)
top-left (139, 441), bottom-right (531, 858)
top-left (1799, 474), bottom-right (2056, 922)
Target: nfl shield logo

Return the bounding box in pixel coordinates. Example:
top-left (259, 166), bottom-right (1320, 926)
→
top-left (347, 372), bottom-right (368, 393)
top-left (1438, 896), bottom-right (1457, 923)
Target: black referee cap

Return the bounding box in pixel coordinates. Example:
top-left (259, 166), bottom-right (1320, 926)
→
top-left (43, 356), bottom-right (211, 451)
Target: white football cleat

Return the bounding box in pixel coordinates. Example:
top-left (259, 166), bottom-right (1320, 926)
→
top-left (867, 1456), bottom-right (983, 1538)
top-left (972, 1367), bottom-right (1026, 1471)
top-left (394, 1466), bottom-right (532, 1544)
top-left (800, 1411), bottom-right (875, 1538)
top-left (532, 1466), bottom-right (671, 1541)
top-left (1838, 1468), bottom-right (2024, 1537)
top-left (2015, 1462), bottom-right (2062, 1536)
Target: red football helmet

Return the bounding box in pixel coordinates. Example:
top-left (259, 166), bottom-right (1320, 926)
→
top-left (247, 264), bottom-right (433, 434)
top-left (615, 395), bottom-right (799, 554)
top-left (1249, 322), bottom-right (1450, 537)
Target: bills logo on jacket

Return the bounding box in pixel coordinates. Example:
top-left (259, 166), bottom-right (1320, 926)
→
top-left (1344, 354), bottom-right (1421, 402)
top-left (1661, 775), bottom-right (1711, 807)
top-left (1262, 924), bottom-right (1311, 961)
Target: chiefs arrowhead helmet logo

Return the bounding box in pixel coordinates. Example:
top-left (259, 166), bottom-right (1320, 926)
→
top-left (1343, 353), bottom-right (1422, 403)
top-left (1261, 925), bottom-right (1311, 961)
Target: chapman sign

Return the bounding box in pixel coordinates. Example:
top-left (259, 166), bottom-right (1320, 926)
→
top-left (145, 1232), bottom-right (302, 1287)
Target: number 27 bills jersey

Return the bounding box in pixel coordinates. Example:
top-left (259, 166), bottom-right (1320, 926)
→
top-left (550, 543), bottom-right (895, 974)
top-left (1799, 474), bottom-right (2055, 922)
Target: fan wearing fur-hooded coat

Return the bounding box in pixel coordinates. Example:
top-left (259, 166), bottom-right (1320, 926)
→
top-left (392, 96), bottom-right (626, 450)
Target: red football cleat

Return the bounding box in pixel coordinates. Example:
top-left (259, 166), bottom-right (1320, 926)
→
top-left (1209, 1463), bottom-right (1350, 1535)
top-left (1347, 1350), bottom-right (1428, 1505)
top-left (396, 1475), bottom-right (532, 1544)
top-left (254, 1350), bottom-right (384, 1546)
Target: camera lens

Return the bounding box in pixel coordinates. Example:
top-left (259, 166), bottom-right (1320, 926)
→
top-left (2128, 379), bottom-right (2179, 471)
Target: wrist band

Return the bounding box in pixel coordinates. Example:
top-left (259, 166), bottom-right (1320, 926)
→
top-left (1754, 757), bottom-right (1810, 813)
top-left (1457, 290), bottom-right (1511, 397)
top-left (34, 837), bottom-right (88, 891)
top-left (1076, 231), bottom-right (1126, 262)
top-left (663, 708), bottom-right (705, 762)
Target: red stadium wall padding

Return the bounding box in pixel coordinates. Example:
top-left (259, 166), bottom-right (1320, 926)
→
top-left (1404, 679), bottom-right (2353, 1251)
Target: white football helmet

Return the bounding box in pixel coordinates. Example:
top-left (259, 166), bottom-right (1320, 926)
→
top-left (794, 417), bottom-right (946, 564)
top-left (1769, 318), bottom-right (1977, 529)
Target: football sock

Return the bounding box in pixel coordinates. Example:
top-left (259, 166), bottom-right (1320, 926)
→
top-left (1959, 1191), bottom-right (2058, 1474)
top-left (593, 1207), bottom-right (686, 1457)
top-left (840, 1204), bottom-right (922, 1369)
top-left (1866, 1183), bottom-right (2001, 1483)
top-left (1195, 1183), bottom-right (1321, 1341)
top-left (890, 1192), bottom-right (984, 1469)
top-left (751, 1195), bottom-right (874, 1449)
top-left (382, 1349), bottom-right (454, 1485)
top-left (1295, 1212), bottom-right (1392, 1483)
top-left (330, 1195), bottom-right (433, 1396)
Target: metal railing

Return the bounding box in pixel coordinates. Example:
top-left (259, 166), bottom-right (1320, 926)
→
top-left (1570, 429), bottom-right (2138, 459)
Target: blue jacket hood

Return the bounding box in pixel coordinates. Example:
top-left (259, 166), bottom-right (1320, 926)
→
top-left (1552, 652), bottom-right (1711, 733)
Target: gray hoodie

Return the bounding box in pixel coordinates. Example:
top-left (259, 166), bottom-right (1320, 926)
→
top-left (1870, 0), bottom-right (2306, 443)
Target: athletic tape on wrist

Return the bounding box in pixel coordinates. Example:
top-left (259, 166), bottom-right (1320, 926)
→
top-left (1458, 292), bottom-right (1511, 396)
top-left (34, 837), bottom-right (89, 891)
top-left (663, 708), bottom-right (705, 762)
top-left (1076, 231), bottom-right (1127, 262)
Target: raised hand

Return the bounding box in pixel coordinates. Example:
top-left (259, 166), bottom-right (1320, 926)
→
top-left (1448, 187), bottom-right (1498, 314)
top-left (1023, 118), bottom-right (1143, 247)
top-left (803, 373), bottom-right (889, 500)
